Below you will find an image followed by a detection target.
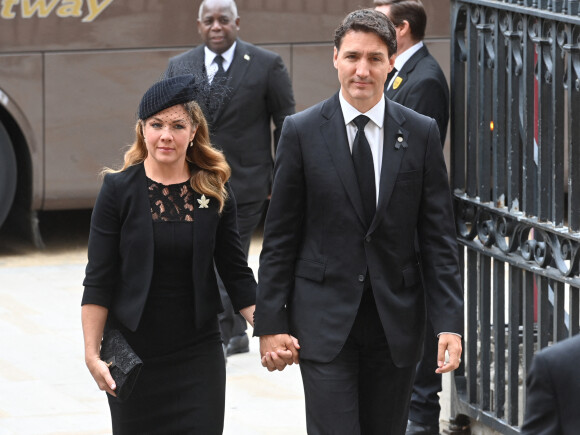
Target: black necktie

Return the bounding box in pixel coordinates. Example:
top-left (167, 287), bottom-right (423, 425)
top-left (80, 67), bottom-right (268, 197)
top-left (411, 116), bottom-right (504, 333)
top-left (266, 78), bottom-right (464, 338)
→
top-left (352, 115), bottom-right (376, 227)
top-left (386, 67), bottom-right (398, 87)
top-left (212, 55), bottom-right (226, 83)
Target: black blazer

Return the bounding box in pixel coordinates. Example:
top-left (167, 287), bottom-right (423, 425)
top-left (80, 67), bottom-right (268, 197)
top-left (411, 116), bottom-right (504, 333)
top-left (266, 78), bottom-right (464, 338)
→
top-left (165, 39), bottom-right (295, 205)
top-left (82, 164), bottom-right (256, 331)
top-left (386, 45), bottom-right (449, 146)
top-left (253, 93), bottom-right (463, 366)
top-left (522, 334), bottom-right (580, 435)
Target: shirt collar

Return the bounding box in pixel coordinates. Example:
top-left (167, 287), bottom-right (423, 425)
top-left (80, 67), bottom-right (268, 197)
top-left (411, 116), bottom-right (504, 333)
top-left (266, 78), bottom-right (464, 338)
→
top-left (339, 91), bottom-right (385, 129)
top-left (204, 41), bottom-right (237, 70)
top-left (394, 40), bottom-right (423, 71)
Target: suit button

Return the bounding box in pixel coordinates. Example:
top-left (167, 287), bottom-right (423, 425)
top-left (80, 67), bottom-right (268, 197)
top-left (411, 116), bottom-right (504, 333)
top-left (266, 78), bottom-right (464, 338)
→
top-left (365, 236), bottom-right (371, 243)
top-left (358, 275), bottom-right (365, 282)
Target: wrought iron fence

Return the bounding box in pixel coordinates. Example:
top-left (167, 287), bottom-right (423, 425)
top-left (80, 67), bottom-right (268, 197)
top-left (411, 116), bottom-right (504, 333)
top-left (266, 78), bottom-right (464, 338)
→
top-left (450, 0), bottom-right (580, 432)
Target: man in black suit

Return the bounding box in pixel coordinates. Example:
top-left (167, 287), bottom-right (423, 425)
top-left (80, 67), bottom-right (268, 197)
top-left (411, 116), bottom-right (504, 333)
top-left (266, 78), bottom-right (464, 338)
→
top-left (376, 0), bottom-right (449, 146)
top-left (165, 0), bottom-right (295, 356)
top-left (254, 9), bottom-right (463, 434)
top-left (374, 1), bottom-right (450, 433)
top-left (522, 334), bottom-right (580, 435)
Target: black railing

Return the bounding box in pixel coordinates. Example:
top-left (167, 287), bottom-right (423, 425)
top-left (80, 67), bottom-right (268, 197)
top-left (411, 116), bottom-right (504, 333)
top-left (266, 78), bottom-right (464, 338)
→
top-left (450, 0), bottom-right (580, 432)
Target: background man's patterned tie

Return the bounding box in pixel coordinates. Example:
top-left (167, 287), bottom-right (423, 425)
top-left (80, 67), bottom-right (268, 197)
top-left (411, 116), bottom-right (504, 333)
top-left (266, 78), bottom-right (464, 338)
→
top-left (212, 54), bottom-right (226, 83)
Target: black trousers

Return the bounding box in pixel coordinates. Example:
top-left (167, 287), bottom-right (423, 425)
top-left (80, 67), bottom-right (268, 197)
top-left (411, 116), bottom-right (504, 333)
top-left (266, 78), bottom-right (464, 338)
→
top-left (408, 316), bottom-right (442, 427)
top-left (217, 199), bottom-right (266, 345)
top-left (299, 287), bottom-right (416, 435)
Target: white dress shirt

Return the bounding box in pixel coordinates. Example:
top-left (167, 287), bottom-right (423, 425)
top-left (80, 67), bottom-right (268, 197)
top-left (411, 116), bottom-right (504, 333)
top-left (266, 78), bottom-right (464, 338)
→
top-left (339, 92), bottom-right (385, 205)
top-left (204, 42), bottom-right (236, 83)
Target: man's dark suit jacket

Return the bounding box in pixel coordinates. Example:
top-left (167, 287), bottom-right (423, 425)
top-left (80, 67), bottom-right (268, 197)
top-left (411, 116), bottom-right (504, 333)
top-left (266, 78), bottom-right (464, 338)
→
top-left (81, 164), bottom-right (256, 331)
top-left (522, 334), bottom-right (580, 435)
top-left (165, 39), bottom-right (295, 205)
top-left (253, 93), bottom-right (463, 366)
top-left (386, 45), bottom-right (449, 146)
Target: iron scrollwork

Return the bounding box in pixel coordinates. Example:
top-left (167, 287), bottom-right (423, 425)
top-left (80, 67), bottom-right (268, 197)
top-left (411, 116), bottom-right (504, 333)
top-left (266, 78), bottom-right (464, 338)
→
top-left (455, 195), bottom-right (580, 279)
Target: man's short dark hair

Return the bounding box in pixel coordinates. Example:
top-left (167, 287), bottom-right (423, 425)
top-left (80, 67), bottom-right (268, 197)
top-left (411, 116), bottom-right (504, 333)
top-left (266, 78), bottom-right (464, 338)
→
top-left (334, 8), bottom-right (397, 57)
top-left (373, 0), bottom-right (427, 41)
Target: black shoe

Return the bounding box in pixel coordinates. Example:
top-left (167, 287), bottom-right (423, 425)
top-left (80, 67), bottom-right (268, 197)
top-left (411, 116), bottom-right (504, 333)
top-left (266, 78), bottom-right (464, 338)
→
top-left (226, 334), bottom-right (249, 356)
top-left (406, 419), bottom-right (439, 435)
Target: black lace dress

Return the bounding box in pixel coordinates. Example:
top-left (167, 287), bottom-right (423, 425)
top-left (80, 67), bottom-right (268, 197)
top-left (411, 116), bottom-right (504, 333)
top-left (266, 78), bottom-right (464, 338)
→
top-left (106, 178), bottom-right (226, 434)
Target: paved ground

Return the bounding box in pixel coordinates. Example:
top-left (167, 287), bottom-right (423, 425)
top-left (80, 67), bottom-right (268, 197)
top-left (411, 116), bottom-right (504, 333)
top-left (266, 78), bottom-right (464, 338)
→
top-left (0, 210), bottom-right (458, 434)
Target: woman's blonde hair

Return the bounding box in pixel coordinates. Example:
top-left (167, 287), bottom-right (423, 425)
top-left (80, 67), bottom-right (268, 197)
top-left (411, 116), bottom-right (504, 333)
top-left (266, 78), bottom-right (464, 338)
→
top-left (103, 101), bottom-right (231, 212)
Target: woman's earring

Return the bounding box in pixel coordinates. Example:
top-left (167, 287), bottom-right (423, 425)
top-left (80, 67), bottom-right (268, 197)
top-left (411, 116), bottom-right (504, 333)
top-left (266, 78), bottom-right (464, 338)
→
top-left (189, 140), bottom-right (194, 147)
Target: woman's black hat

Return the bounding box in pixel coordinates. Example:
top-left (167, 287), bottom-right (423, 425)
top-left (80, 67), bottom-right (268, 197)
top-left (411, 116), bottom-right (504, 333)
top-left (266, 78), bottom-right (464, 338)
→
top-left (138, 74), bottom-right (199, 120)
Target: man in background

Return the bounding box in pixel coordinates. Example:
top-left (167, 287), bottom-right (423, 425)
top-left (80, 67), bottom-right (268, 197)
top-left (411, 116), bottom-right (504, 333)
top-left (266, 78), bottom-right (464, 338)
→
top-left (521, 333), bottom-right (580, 435)
top-left (165, 0), bottom-right (295, 357)
top-left (376, 0), bottom-right (448, 145)
top-left (374, 1), bottom-right (450, 434)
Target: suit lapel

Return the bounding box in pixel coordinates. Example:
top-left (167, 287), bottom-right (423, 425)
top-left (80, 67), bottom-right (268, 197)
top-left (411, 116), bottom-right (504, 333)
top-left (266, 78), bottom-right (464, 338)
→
top-left (192, 190), bottom-right (203, 274)
top-left (190, 189), bottom-right (220, 324)
top-left (211, 40), bottom-right (251, 124)
top-left (192, 190), bottom-right (215, 246)
top-left (386, 45), bottom-right (428, 99)
top-left (131, 164), bottom-right (155, 283)
top-left (320, 94), bottom-right (367, 228)
top-left (368, 98), bottom-right (408, 234)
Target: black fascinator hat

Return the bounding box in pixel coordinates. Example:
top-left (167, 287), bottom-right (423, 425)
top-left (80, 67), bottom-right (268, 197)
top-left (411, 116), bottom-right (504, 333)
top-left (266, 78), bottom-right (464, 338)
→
top-left (138, 74), bottom-right (199, 120)
top-left (137, 73), bottom-right (229, 122)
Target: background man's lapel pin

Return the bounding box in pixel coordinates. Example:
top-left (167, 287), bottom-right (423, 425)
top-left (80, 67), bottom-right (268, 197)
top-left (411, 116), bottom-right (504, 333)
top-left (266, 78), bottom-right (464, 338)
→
top-left (393, 76), bottom-right (403, 89)
top-left (197, 194), bottom-right (210, 208)
top-left (244, 54), bottom-right (250, 61)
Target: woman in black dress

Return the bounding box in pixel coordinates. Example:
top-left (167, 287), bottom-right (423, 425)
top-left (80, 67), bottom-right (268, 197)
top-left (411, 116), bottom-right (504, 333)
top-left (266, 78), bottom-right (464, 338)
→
top-left (81, 74), bottom-right (256, 434)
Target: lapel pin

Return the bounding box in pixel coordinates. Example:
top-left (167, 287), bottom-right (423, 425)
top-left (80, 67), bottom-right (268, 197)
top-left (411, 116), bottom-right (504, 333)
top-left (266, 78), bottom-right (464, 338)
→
top-left (393, 76), bottom-right (403, 89)
top-left (244, 54), bottom-right (250, 61)
top-left (395, 130), bottom-right (408, 150)
top-left (197, 194), bottom-right (210, 208)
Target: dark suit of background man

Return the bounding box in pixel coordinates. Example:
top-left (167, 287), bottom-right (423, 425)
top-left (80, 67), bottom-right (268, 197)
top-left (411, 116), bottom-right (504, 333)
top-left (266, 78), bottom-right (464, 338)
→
top-left (254, 8), bottom-right (463, 435)
top-left (377, 0), bottom-right (449, 147)
top-left (374, 1), bottom-right (450, 434)
top-left (165, 0), bottom-right (295, 357)
top-left (521, 333), bottom-right (580, 435)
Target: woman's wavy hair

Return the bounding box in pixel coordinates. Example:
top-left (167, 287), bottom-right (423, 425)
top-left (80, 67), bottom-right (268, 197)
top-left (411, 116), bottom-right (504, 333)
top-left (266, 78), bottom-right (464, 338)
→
top-left (103, 101), bottom-right (231, 212)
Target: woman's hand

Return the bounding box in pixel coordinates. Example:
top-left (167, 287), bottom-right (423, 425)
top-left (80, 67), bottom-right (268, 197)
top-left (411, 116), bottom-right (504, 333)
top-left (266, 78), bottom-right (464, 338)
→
top-left (86, 354), bottom-right (117, 397)
top-left (81, 304), bottom-right (115, 395)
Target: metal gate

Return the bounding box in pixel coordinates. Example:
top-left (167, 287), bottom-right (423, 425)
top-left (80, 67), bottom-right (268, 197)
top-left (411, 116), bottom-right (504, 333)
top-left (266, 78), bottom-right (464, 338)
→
top-left (450, 0), bottom-right (580, 432)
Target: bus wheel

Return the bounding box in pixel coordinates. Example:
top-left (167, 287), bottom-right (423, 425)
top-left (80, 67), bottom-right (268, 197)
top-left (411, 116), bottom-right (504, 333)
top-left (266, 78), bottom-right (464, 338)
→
top-left (0, 122), bottom-right (17, 229)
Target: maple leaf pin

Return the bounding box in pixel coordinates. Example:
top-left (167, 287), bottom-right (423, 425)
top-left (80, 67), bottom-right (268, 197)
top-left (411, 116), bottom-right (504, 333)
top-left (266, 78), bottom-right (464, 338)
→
top-left (197, 194), bottom-right (210, 208)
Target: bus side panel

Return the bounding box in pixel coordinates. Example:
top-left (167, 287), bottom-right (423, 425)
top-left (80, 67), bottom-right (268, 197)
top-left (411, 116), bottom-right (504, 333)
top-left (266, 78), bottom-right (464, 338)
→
top-left (0, 1), bottom-right (195, 53)
top-left (43, 48), bottom-right (183, 210)
top-left (0, 54), bottom-right (44, 209)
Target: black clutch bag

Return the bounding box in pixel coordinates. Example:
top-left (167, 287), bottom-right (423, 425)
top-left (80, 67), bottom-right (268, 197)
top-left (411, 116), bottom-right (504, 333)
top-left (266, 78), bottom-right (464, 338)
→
top-left (100, 329), bottom-right (143, 401)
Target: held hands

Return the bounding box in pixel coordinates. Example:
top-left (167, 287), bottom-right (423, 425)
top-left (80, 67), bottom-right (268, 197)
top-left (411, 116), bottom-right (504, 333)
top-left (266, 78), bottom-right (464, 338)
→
top-left (86, 355), bottom-right (117, 397)
top-left (435, 333), bottom-right (463, 374)
top-left (259, 334), bottom-right (300, 372)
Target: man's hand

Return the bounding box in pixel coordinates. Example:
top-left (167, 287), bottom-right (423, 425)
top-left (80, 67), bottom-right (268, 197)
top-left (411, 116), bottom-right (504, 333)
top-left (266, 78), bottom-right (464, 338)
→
top-left (259, 334), bottom-right (300, 372)
top-left (435, 333), bottom-right (462, 374)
